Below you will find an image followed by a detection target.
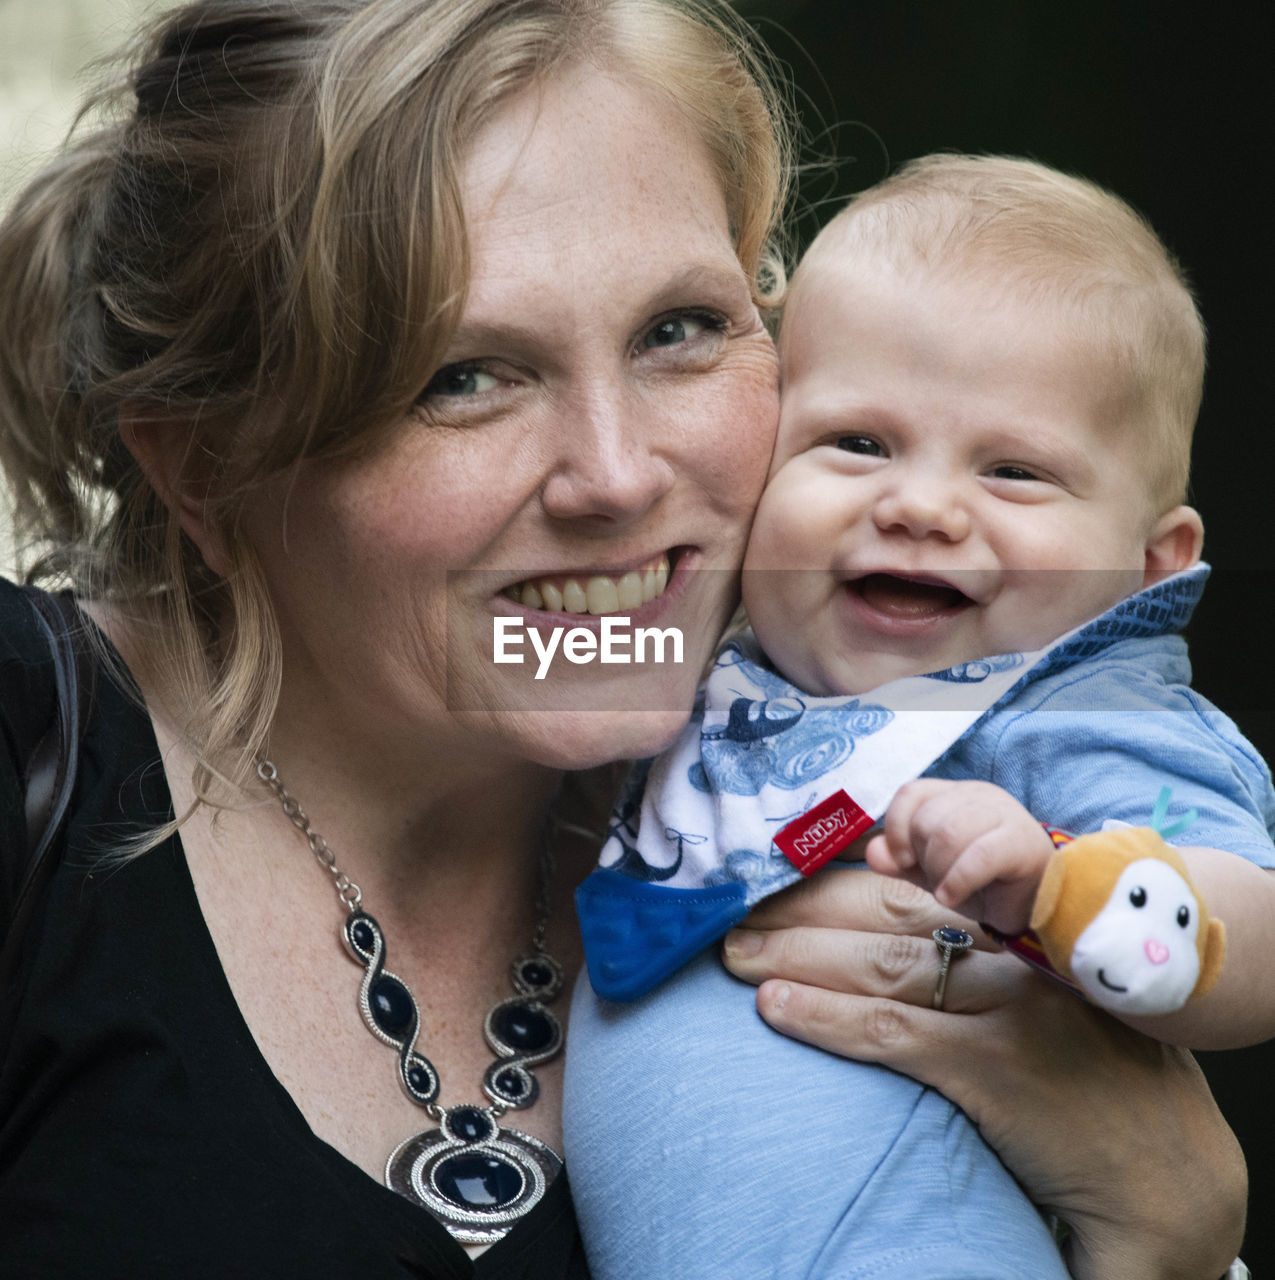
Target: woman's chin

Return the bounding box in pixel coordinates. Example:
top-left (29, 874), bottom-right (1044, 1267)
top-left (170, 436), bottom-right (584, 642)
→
top-left (445, 653), bottom-right (707, 769)
top-left (495, 705), bottom-right (695, 771)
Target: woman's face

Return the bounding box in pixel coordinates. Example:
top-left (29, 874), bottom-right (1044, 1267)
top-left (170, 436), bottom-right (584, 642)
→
top-left (243, 64), bottom-right (778, 773)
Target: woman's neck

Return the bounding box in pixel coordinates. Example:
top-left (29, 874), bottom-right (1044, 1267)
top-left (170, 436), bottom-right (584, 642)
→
top-left (256, 732), bottom-right (568, 917)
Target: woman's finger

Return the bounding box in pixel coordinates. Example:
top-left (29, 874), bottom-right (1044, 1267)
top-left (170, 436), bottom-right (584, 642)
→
top-left (744, 865), bottom-right (999, 951)
top-left (745, 864), bottom-right (934, 932)
top-left (723, 922), bottom-right (1004, 1013)
top-left (753, 978), bottom-right (989, 1077)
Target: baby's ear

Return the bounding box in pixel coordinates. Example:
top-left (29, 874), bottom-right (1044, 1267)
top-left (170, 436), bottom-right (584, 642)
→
top-left (1142, 505), bottom-right (1204, 586)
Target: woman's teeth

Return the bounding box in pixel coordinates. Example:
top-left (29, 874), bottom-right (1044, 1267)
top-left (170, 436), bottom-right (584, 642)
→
top-left (504, 553), bottom-right (671, 614)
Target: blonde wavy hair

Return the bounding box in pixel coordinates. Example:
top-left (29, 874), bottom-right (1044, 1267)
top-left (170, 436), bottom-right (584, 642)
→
top-left (0, 0), bottom-right (793, 811)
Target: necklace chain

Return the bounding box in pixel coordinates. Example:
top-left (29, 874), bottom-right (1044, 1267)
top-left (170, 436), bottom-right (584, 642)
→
top-left (257, 758), bottom-right (363, 912)
top-left (256, 757), bottom-right (558, 948)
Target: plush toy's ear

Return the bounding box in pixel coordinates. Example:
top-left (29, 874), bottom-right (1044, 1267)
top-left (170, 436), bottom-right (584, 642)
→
top-left (1193, 918), bottom-right (1227, 998)
top-left (1030, 848), bottom-right (1068, 932)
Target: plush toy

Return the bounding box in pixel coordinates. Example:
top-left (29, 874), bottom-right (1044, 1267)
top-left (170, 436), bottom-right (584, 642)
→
top-left (1029, 823), bottom-right (1226, 1016)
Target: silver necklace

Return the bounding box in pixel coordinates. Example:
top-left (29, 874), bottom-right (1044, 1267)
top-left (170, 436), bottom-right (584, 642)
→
top-left (257, 759), bottom-right (565, 1245)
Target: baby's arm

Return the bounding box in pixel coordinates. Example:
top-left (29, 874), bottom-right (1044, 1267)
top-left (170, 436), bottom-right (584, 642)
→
top-left (1124, 846), bottom-right (1275, 1049)
top-left (865, 778), bottom-right (1056, 935)
top-left (868, 778), bottom-right (1275, 1049)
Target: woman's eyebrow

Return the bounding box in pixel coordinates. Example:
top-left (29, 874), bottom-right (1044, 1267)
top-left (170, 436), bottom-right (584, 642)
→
top-left (442, 261), bottom-right (753, 357)
top-left (643, 261), bottom-right (754, 311)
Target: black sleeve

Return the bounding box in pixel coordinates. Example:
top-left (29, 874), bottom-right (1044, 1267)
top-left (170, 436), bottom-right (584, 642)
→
top-left (0, 579), bottom-right (60, 927)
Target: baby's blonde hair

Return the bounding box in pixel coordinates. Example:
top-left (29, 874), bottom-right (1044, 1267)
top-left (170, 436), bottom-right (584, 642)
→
top-left (797, 154), bottom-right (1204, 509)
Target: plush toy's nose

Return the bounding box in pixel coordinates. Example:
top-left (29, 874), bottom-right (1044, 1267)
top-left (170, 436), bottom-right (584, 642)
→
top-left (1144, 938), bottom-right (1170, 965)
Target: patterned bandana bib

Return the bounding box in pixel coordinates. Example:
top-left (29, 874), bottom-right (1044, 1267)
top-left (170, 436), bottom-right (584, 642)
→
top-left (576, 565), bottom-right (1208, 1001)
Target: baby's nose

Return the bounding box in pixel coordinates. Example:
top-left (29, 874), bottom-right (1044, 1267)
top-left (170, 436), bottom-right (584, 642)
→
top-left (872, 479), bottom-right (971, 542)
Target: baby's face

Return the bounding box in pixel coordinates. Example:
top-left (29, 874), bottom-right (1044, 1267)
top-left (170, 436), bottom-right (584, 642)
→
top-left (743, 257), bottom-right (1181, 696)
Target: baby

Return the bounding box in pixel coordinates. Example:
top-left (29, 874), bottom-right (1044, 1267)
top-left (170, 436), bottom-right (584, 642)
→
top-left (566, 156), bottom-right (1275, 1279)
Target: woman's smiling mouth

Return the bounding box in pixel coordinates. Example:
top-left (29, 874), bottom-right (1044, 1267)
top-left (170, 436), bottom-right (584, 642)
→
top-left (502, 551), bottom-right (673, 615)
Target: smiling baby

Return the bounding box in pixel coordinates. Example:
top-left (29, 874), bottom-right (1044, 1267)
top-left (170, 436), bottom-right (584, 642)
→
top-left (566, 155), bottom-right (1275, 1280)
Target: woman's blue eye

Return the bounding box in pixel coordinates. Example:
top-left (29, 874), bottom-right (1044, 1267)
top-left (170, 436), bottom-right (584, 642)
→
top-left (835, 435), bottom-right (884, 456)
top-left (420, 363), bottom-right (497, 399)
top-left (641, 313), bottom-right (712, 349)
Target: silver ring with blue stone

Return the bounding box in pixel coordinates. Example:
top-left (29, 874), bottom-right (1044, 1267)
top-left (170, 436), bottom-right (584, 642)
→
top-left (931, 926), bottom-right (975, 1010)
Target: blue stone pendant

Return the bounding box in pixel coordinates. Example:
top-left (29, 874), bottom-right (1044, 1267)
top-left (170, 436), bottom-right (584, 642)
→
top-left (344, 912), bottom-right (565, 1241)
top-left (386, 1105), bottom-right (564, 1244)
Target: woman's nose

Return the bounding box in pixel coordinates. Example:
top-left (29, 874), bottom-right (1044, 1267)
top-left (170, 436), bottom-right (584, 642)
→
top-left (540, 387), bottom-right (677, 524)
top-left (871, 472), bottom-right (971, 542)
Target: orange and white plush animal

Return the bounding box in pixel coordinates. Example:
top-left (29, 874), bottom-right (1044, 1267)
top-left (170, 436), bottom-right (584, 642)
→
top-left (1030, 825), bottom-right (1226, 1016)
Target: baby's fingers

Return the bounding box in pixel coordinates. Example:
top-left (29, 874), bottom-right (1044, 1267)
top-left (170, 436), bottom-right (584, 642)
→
top-left (864, 831), bottom-right (915, 878)
top-left (877, 778), bottom-right (955, 869)
top-left (931, 835), bottom-right (1009, 909)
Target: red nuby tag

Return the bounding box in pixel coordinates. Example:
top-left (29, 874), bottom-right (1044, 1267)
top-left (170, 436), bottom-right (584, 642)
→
top-left (774, 790), bottom-right (873, 876)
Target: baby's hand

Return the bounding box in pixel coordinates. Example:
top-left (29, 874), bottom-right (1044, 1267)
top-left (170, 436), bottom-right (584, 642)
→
top-left (865, 779), bottom-right (1057, 934)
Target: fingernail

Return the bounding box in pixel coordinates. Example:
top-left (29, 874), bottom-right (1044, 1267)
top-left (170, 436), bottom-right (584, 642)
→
top-left (723, 928), bottom-right (762, 960)
top-left (768, 981), bottom-right (791, 1014)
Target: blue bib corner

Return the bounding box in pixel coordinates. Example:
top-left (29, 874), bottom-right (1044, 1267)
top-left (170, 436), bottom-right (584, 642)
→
top-left (575, 871), bottom-right (749, 1002)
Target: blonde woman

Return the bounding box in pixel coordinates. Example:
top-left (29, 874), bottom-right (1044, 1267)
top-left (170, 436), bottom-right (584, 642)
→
top-left (0, 1), bottom-right (1245, 1276)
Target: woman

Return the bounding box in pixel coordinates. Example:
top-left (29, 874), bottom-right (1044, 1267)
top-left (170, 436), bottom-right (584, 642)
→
top-left (0, 1), bottom-right (1246, 1276)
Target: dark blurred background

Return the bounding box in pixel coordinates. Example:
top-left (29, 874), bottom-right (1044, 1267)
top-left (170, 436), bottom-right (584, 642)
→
top-left (735, 0), bottom-right (1274, 1267)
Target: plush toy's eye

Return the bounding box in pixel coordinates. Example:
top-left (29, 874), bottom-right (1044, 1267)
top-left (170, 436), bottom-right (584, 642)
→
top-left (1176, 905), bottom-right (1190, 928)
top-left (1129, 886), bottom-right (1147, 908)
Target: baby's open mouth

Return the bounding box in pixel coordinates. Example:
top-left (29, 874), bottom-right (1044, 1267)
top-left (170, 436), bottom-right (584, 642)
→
top-left (502, 551), bottom-right (672, 615)
top-left (849, 573), bottom-right (973, 619)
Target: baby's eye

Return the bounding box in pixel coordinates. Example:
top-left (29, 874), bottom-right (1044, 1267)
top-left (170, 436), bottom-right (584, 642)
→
top-left (989, 464), bottom-right (1039, 481)
top-left (640, 311), bottom-right (721, 350)
top-left (835, 435), bottom-right (885, 456)
top-left (418, 362), bottom-right (499, 400)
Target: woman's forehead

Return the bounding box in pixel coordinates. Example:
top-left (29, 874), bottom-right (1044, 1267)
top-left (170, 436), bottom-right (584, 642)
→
top-left (455, 64), bottom-right (742, 322)
top-left (465, 66), bottom-right (722, 202)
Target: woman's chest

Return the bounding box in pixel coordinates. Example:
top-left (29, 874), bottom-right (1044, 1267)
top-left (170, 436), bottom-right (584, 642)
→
top-left (179, 813), bottom-right (574, 1187)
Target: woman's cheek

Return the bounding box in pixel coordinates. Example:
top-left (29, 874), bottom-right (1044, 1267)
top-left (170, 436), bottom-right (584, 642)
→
top-left (704, 336), bottom-right (781, 518)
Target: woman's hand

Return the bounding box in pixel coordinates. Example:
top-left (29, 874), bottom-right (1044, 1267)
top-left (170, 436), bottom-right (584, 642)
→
top-left (723, 868), bottom-right (1246, 1280)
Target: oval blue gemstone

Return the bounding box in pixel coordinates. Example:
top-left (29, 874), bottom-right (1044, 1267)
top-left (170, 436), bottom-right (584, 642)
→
top-left (936, 927), bottom-right (971, 946)
top-left (495, 1068), bottom-right (527, 1099)
top-left (435, 1153), bottom-right (524, 1210)
top-left (492, 1003), bottom-right (555, 1053)
top-left (370, 977), bottom-right (414, 1035)
top-left (351, 920), bottom-right (375, 951)
top-left (449, 1106), bottom-right (494, 1143)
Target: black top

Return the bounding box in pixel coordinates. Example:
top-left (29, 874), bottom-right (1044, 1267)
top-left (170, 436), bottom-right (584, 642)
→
top-left (0, 579), bottom-right (590, 1279)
